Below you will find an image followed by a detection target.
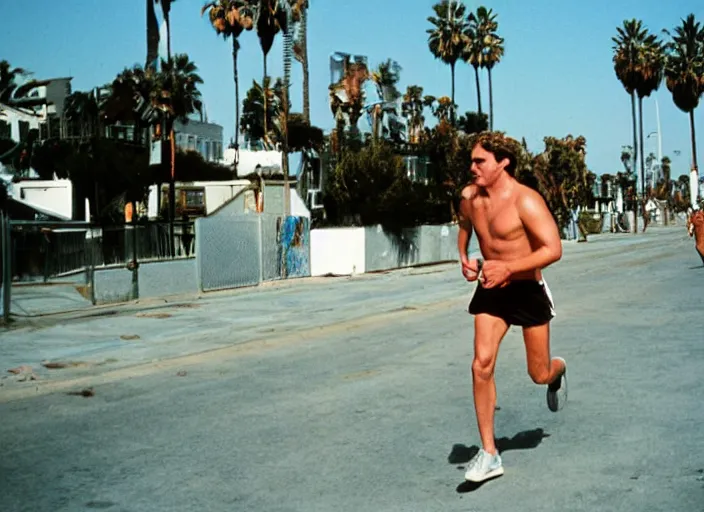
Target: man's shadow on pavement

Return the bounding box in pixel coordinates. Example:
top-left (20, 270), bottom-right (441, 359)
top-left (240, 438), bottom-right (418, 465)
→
top-left (449, 428), bottom-right (550, 493)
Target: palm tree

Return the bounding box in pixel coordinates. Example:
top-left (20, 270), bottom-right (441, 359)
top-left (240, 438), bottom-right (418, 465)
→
top-left (663, 14), bottom-right (704, 206)
top-left (156, 54), bottom-right (203, 242)
top-left (64, 91), bottom-right (100, 139)
top-left (103, 65), bottom-right (160, 144)
top-left (155, 0), bottom-right (175, 59)
top-left (291, 0), bottom-right (309, 123)
top-left (0, 61), bottom-right (48, 111)
top-left (0, 60), bottom-right (28, 104)
top-left (430, 96), bottom-right (455, 125)
top-left (634, 29), bottom-right (664, 221)
top-left (401, 85), bottom-right (427, 145)
top-left (427, 0), bottom-right (469, 123)
top-left (147, 0), bottom-right (160, 69)
top-left (613, 19), bottom-right (648, 233)
top-left (158, 55), bottom-right (204, 123)
top-left (254, 0), bottom-right (287, 137)
top-left (201, 1), bottom-right (255, 154)
top-left (240, 76), bottom-right (283, 148)
top-left (481, 24), bottom-right (504, 130)
top-left (463, 18), bottom-right (483, 116)
top-left (154, 0), bottom-right (177, 253)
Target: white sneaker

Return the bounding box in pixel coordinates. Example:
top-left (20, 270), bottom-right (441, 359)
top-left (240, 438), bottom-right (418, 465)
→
top-left (464, 448), bottom-right (504, 482)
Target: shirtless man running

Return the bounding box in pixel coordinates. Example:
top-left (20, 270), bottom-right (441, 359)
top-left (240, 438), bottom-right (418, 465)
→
top-left (457, 132), bottom-right (567, 483)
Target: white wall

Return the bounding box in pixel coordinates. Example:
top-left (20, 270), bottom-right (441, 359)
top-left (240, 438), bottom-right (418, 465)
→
top-left (290, 189), bottom-right (310, 218)
top-left (12, 180), bottom-right (73, 219)
top-left (311, 228), bottom-right (366, 276)
top-left (202, 182), bottom-right (250, 214)
top-left (147, 180), bottom-right (251, 218)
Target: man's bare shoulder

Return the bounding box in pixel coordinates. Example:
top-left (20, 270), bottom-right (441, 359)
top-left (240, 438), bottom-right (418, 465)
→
top-left (514, 183), bottom-right (549, 211)
top-left (461, 184), bottom-right (480, 202)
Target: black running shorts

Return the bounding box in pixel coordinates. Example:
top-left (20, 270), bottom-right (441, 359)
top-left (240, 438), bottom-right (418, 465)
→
top-left (468, 280), bottom-right (555, 327)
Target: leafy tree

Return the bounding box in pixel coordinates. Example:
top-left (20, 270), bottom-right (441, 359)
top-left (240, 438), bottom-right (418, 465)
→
top-left (457, 111), bottom-right (488, 134)
top-left (524, 135), bottom-right (593, 237)
top-left (421, 123), bottom-right (474, 220)
top-left (324, 141), bottom-right (414, 230)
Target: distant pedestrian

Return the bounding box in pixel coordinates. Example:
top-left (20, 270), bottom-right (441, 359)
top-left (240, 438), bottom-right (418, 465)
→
top-left (688, 209), bottom-right (704, 265)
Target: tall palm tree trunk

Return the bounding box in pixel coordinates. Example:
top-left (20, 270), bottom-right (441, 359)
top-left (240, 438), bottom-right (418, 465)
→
top-left (450, 61), bottom-right (456, 125)
top-left (233, 38), bottom-right (240, 152)
top-left (165, 12), bottom-right (176, 257)
top-left (146, 0), bottom-right (159, 69)
top-left (165, 16), bottom-right (171, 59)
top-left (631, 91), bottom-right (638, 235)
top-left (300, 9), bottom-right (310, 124)
top-left (473, 65), bottom-right (482, 116)
top-left (263, 55), bottom-right (268, 144)
top-left (638, 95), bottom-right (646, 231)
top-left (690, 110), bottom-right (699, 205)
top-left (488, 67), bottom-right (494, 131)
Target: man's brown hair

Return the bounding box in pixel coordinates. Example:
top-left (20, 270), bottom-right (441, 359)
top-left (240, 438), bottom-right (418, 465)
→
top-left (471, 131), bottom-right (522, 176)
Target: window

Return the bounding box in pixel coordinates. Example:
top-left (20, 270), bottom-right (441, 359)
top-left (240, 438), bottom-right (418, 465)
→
top-left (0, 120), bottom-right (10, 139)
top-left (184, 189), bottom-right (205, 207)
top-left (19, 120), bottom-right (30, 141)
top-left (205, 141), bottom-right (211, 161)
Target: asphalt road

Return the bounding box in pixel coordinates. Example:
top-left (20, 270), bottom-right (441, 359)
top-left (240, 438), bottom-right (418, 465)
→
top-left (1, 227), bottom-right (703, 512)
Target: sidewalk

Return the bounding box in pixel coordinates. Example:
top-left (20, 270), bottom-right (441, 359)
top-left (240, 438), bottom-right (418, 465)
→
top-left (0, 226), bottom-right (691, 402)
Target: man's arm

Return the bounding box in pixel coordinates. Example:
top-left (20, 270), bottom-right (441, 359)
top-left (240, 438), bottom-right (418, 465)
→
top-left (506, 188), bottom-right (562, 275)
top-left (457, 187), bottom-right (474, 266)
top-left (457, 187), bottom-right (482, 281)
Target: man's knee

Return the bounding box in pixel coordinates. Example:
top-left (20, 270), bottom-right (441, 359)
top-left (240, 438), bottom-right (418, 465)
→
top-left (472, 355), bottom-right (496, 381)
top-left (528, 366), bottom-right (551, 385)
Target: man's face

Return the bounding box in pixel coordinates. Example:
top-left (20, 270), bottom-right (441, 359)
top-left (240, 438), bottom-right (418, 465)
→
top-left (471, 144), bottom-right (508, 187)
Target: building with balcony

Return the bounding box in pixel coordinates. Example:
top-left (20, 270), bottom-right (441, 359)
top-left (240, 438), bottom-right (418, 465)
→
top-left (173, 116), bottom-right (223, 163)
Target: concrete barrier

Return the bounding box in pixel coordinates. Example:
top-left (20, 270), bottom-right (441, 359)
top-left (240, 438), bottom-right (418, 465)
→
top-left (311, 224), bottom-right (478, 276)
top-left (310, 227), bottom-right (365, 276)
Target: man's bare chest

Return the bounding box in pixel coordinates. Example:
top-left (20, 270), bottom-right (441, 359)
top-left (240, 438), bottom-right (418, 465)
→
top-left (468, 201), bottom-right (524, 241)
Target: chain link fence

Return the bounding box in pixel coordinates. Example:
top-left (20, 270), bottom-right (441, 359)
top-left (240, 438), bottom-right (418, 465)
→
top-left (195, 213), bottom-right (310, 292)
top-left (1, 212), bottom-right (311, 321)
top-left (1, 219), bottom-right (196, 320)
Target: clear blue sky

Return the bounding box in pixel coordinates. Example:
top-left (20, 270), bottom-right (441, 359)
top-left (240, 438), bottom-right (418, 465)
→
top-left (1, 0), bottom-right (703, 177)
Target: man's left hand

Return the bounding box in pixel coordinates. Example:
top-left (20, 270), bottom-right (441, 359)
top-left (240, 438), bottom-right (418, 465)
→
top-left (480, 260), bottom-right (512, 288)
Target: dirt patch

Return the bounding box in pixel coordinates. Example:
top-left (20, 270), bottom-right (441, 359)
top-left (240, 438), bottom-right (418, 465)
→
top-left (42, 361), bottom-right (91, 369)
top-left (136, 312), bottom-right (172, 319)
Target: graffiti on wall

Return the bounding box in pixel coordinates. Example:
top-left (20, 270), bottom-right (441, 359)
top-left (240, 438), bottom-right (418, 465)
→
top-left (279, 216), bottom-right (310, 278)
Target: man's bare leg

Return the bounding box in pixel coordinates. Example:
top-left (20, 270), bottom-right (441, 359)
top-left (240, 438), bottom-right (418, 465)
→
top-left (522, 324), bottom-right (565, 383)
top-left (472, 314), bottom-right (509, 454)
